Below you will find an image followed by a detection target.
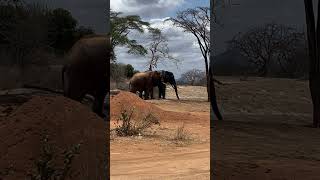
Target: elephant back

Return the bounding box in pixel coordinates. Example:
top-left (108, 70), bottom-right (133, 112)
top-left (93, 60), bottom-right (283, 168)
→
top-left (64, 35), bottom-right (111, 93)
top-left (67, 35), bottom-right (110, 64)
top-left (129, 72), bottom-right (149, 92)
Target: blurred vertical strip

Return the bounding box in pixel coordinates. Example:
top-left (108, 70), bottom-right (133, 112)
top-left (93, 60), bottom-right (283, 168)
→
top-left (105, 1), bottom-right (110, 179)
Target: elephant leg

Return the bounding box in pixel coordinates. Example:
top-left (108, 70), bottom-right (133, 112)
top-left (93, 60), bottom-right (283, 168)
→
top-left (144, 90), bottom-right (149, 100)
top-left (143, 91), bottom-right (147, 100)
top-left (159, 83), bottom-right (166, 99)
top-left (92, 78), bottom-right (107, 119)
top-left (64, 72), bottom-right (86, 102)
top-left (150, 88), bottom-right (154, 99)
top-left (93, 90), bottom-right (107, 118)
top-left (158, 86), bottom-right (162, 99)
top-left (162, 84), bottom-right (166, 99)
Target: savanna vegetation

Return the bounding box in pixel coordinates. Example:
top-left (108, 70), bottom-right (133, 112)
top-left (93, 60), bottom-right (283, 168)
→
top-left (0, 0), bottom-right (94, 89)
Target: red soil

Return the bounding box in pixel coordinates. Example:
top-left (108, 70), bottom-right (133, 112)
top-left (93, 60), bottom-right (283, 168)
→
top-left (110, 91), bottom-right (209, 132)
top-left (0, 95), bottom-right (107, 180)
top-left (110, 90), bottom-right (211, 179)
top-left (110, 91), bottom-right (164, 121)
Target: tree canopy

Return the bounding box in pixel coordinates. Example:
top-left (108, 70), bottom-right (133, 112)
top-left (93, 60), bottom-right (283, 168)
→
top-left (0, 1), bottom-right (95, 66)
top-left (110, 10), bottom-right (151, 61)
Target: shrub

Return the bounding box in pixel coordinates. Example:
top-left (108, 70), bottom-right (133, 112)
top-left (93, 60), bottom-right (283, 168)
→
top-left (115, 107), bottom-right (160, 137)
top-left (28, 133), bottom-right (82, 180)
top-left (172, 123), bottom-right (191, 142)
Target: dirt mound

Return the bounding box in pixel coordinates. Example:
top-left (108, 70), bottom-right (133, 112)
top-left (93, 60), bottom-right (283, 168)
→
top-left (0, 95), bottom-right (107, 180)
top-left (110, 91), bottom-right (164, 121)
top-left (110, 91), bottom-right (206, 126)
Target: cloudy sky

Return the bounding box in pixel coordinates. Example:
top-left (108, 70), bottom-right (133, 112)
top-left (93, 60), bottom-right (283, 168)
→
top-left (111, 0), bottom-right (209, 78)
top-left (30, 0), bottom-right (313, 78)
top-left (213, 0), bottom-right (309, 56)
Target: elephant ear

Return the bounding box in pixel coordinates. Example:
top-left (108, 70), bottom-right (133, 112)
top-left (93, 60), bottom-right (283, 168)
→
top-left (159, 72), bottom-right (164, 82)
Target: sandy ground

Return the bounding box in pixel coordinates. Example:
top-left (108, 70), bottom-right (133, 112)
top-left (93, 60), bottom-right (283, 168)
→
top-left (111, 76), bottom-right (320, 180)
top-left (213, 76), bottom-right (320, 180)
top-left (2, 76), bottom-right (320, 179)
top-left (110, 87), bottom-right (210, 180)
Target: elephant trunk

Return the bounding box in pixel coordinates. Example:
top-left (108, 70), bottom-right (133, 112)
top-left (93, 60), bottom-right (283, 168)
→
top-left (171, 82), bottom-right (180, 100)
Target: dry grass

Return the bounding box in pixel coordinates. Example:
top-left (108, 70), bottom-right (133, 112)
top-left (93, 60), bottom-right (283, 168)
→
top-left (114, 107), bottom-right (160, 137)
top-left (172, 123), bottom-right (192, 144)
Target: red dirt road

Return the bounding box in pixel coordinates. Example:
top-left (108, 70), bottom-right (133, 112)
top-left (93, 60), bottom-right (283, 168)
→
top-left (110, 90), bottom-right (210, 179)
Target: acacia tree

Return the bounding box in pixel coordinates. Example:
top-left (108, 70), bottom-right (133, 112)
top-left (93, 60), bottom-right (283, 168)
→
top-left (303, 0), bottom-right (320, 128)
top-left (110, 11), bottom-right (150, 61)
top-left (230, 23), bottom-right (305, 77)
top-left (146, 28), bottom-right (178, 71)
top-left (167, 6), bottom-right (211, 100)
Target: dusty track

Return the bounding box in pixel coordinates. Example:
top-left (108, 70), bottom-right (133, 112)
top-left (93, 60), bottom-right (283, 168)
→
top-left (110, 87), bottom-right (210, 179)
top-left (213, 76), bottom-right (320, 180)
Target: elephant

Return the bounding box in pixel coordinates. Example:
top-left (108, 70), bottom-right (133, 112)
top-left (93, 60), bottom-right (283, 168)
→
top-left (62, 34), bottom-right (111, 119)
top-left (129, 71), bottom-right (162, 99)
top-left (158, 82), bottom-right (166, 99)
top-left (158, 70), bottom-right (180, 100)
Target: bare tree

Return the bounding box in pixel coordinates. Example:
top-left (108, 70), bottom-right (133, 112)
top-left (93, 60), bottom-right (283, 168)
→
top-left (180, 69), bottom-right (206, 86)
top-left (167, 6), bottom-right (211, 100)
top-left (230, 23), bottom-right (305, 77)
top-left (275, 32), bottom-right (307, 77)
top-left (303, 0), bottom-right (320, 128)
top-left (146, 28), bottom-right (179, 71)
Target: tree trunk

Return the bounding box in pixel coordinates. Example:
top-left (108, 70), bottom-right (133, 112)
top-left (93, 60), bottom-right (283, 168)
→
top-left (191, 80), bottom-right (194, 86)
top-left (204, 55), bottom-right (210, 102)
top-left (304, 0), bottom-right (320, 127)
top-left (209, 56), bottom-right (223, 120)
top-left (209, 0), bottom-right (223, 120)
top-left (266, 58), bottom-right (272, 77)
top-left (310, 76), bottom-right (320, 127)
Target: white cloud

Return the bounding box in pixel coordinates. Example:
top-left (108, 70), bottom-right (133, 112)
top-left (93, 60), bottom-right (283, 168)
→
top-left (111, 0), bottom-right (185, 18)
top-left (114, 18), bottom-right (206, 78)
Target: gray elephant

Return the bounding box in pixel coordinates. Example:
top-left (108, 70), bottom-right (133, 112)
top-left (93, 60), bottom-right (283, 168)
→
top-left (62, 34), bottom-right (111, 119)
top-left (158, 70), bottom-right (180, 100)
top-left (129, 71), bottom-right (162, 99)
